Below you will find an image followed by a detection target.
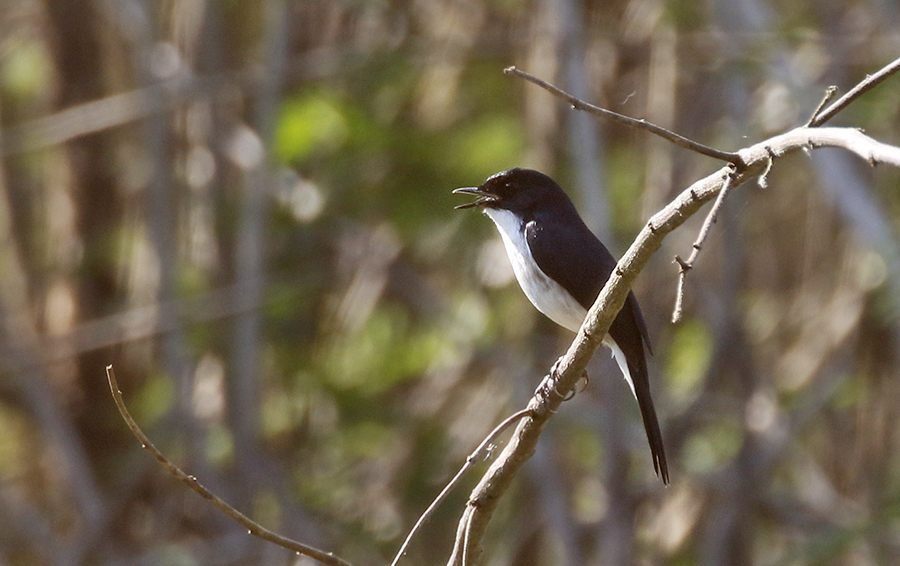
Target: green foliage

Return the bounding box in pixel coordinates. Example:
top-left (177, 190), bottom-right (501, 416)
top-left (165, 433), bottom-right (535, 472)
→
top-left (0, 40), bottom-right (53, 104)
top-left (133, 372), bottom-right (176, 426)
top-left (444, 114), bottom-right (526, 182)
top-left (666, 317), bottom-right (713, 402)
top-left (206, 423), bottom-right (235, 465)
top-left (0, 406), bottom-right (28, 481)
top-left (275, 90), bottom-right (352, 163)
top-left (318, 304), bottom-right (445, 394)
top-left (683, 420), bottom-right (743, 474)
top-left (607, 143), bottom-right (647, 233)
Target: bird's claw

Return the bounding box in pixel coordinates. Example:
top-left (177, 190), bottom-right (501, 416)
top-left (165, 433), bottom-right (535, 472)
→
top-left (535, 359), bottom-right (589, 403)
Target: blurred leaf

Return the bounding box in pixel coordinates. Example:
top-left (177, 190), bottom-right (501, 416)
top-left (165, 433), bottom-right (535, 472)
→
top-left (276, 91), bottom-right (350, 162)
top-left (133, 373), bottom-right (175, 426)
top-left (446, 115), bottom-right (526, 181)
top-left (0, 40), bottom-right (52, 102)
top-left (0, 406), bottom-right (28, 480)
top-left (320, 304), bottom-right (444, 394)
top-left (206, 423), bottom-right (234, 465)
top-left (607, 143), bottom-right (647, 233)
top-left (342, 420), bottom-right (393, 459)
top-left (683, 420), bottom-right (742, 474)
top-left (666, 317), bottom-right (713, 402)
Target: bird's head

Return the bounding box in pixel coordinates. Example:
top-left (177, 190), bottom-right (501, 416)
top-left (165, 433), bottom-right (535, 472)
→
top-left (453, 168), bottom-right (568, 215)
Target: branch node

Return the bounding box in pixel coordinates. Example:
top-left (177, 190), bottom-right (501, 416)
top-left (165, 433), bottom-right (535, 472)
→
top-left (674, 255), bottom-right (692, 272)
top-left (758, 147), bottom-right (775, 188)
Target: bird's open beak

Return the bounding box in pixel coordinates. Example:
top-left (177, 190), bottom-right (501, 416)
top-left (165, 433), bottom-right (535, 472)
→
top-left (452, 186), bottom-right (496, 209)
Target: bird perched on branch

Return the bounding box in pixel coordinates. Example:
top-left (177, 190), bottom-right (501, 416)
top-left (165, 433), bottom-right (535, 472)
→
top-left (454, 168), bottom-right (668, 484)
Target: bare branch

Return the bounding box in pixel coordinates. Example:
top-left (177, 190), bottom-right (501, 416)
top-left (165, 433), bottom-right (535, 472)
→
top-left (808, 55), bottom-right (900, 127)
top-left (105, 365), bottom-right (353, 566)
top-left (0, 76), bottom-right (224, 155)
top-left (504, 66), bottom-right (744, 165)
top-left (751, 126), bottom-right (900, 168)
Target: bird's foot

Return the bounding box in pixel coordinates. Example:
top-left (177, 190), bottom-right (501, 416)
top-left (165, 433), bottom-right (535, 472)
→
top-left (534, 360), bottom-right (565, 404)
top-left (535, 359), bottom-right (589, 403)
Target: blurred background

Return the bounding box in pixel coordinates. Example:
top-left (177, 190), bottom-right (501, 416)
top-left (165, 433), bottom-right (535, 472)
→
top-left (0, 0), bottom-right (899, 565)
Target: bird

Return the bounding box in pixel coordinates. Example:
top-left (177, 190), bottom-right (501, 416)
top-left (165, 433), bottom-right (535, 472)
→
top-left (454, 167), bottom-right (668, 484)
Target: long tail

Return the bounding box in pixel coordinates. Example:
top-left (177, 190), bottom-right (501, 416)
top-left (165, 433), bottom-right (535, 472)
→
top-left (627, 353), bottom-right (669, 484)
top-left (608, 341), bottom-right (669, 484)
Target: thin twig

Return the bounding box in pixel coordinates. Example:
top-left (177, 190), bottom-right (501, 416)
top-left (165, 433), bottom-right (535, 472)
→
top-left (462, 512), bottom-right (475, 566)
top-left (504, 66), bottom-right (744, 165)
top-left (806, 86), bottom-right (838, 126)
top-left (390, 408), bottom-right (532, 566)
top-left (105, 365), bottom-right (353, 566)
top-left (808, 55), bottom-right (900, 127)
top-left (671, 169), bottom-right (737, 323)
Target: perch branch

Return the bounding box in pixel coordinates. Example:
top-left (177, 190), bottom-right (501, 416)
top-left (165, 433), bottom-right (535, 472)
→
top-left (105, 365), bottom-right (353, 566)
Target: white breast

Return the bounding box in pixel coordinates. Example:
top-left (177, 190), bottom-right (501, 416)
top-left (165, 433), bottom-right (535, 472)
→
top-left (483, 208), bottom-right (587, 333)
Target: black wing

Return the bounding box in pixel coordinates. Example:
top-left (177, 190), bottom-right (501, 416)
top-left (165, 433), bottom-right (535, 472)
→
top-left (526, 217), bottom-right (669, 484)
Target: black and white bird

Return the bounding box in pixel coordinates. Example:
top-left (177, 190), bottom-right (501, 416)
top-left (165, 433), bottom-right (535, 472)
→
top-left (454, 168), bottom-right (668, 484)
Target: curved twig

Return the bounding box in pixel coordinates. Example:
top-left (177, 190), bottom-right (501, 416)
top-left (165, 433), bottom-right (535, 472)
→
top-left (105, 365), bottom-right (353, 566)
top-left (504, 66), bottom-right (744, 165)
